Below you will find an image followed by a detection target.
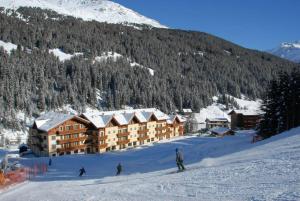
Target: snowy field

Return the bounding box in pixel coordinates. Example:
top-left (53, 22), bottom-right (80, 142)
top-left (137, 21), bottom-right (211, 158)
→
top-left (1, 128), bottom-right (300, 201)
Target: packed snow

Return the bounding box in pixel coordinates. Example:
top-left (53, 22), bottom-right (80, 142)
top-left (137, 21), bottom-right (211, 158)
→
top-left (0, 40), bottom-right (17, 54)
top-left (0, 0), bottom-right (166, 28)
top-left (1, 127), bottom-right (300, 200)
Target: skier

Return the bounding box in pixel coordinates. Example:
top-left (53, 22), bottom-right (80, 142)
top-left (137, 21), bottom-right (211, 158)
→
top-left (116, 163), bottom-right (122, 176)
top-left (48, 158), bottom-right (52, 166)
top-left (79, 167), bottom-right (86, 177)
top-left (175, 148), bottom-right (185, 172)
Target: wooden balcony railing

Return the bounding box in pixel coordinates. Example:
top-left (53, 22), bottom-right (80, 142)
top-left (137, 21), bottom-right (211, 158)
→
top-left (155, 126), bottom-right (167, 131)
top-left (99, 143), bottom-right (108, 149)
top-left (57, 136), bottom-right (86, 145)
top-left (137, 135), bottom-right (149, 141)
top-left (117, 132), bottom-right (130, 138)
top-left (98, 135), bottom-right (108, 141)
top-left (155, 133), bottom-right (165, 138)
top-left (56, 128), bottom-right (87, 135)
top-left (117, 139), bottom-right (130, 145)
top-left (57, 145), bottom-right (86, 153)
top-left (137, 129), bottom-right (149, 134)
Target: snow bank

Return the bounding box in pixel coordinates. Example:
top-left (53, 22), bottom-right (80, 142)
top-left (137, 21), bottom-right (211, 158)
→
top-left (0, 40), bottom-right (17, 54)
top-left (49, 49), bottom-right (83, 62)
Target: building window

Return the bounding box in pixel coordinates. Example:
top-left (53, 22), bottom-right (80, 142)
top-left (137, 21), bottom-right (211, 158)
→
top-left (147, 139), bottom-right (150, 142)
top-left (133, 142), bottom-right (137, 146)
top-left (66, 151), bottom-right (71, 155)
top-left (151, 138), bottom-right (154, 142)
top-left (80, 124), bottom-right (84, 128)
top-left (65, 125), bottom-right (71, 131)
top-left (108, 131), bottom-right (111, 134)
top-left (74, 124), bottom-right (79, 130)
top-left (65, 134), bottom-right (71, 139)
top-left (52, 145), bottom-right (56, 149)
top-left (74, 150), bottom-right (78, 154)
top-left (43, 136), bottom-right (47, 140)
top-left (73, 133), bottom-right (79, 138)
top-left (52, 154), bottom-right (56, 157)
top-left (51, 136), bottom-right (56, 140)
top-left (59, 126), bottom-right (63, 131)
top-left (100, 131), bottom-right (104, 136)
top-left (74, 142), bottom-right (79, 146)
top-left (128, 143), bottom-right (132, 146)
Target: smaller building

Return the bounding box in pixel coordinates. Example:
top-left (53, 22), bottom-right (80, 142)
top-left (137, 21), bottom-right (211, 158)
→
top-left (182, 108), bottom-right (193, 117)
top-left (228, 110), bottom-right (262, 130)
top-left (210, 127), bottom-right (234, 137)
top-left (205, 118), bottom-right (229, 129)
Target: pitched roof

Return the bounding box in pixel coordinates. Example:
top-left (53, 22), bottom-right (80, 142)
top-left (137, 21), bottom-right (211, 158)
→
top-left (166, 114), bottom-right (186, 124)
top-left (228, 109), bottom-right (261, 116)
top-left (210, 127), bottom-right (232, 135)
top-left (82, 108), bottom-right (169, 128)
top-left (206, 117), bottom-right (229, 122)
top-left (35, 112), bottom-right (74, 132)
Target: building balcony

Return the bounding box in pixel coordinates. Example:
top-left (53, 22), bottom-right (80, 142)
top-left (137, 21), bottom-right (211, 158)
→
top-left (117, 132), bottom-right (130, 138)
top-left (99, 143), bottom-right (108, 149)
top-left (117, 139), bottom-right (130, 145)
top-left (57, 145), bottom-right (86, 153)
top-left (155, 133), bottom-right (165, 138)
top-left (137, 129), bottom-right (149, 134)
top-left (98, 135), bottom-right (108, 141)
top-left (137, 135), bottom-right (149, 141)
top-left (56, 128), bottom-right (87, 135)
top-left (56, 136), bottom-right (87, 145)
top-left (155, 126), bottom-right (167, 131)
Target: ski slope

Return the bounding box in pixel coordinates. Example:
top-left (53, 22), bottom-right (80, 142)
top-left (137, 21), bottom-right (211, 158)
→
top-left (1, 128), bottom-right (300, 201)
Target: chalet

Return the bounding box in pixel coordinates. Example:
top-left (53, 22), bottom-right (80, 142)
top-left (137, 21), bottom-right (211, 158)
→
top-left (205, 118), bottom-right (229, 129)
top-left (182, 108), bottom-right (193, 117)
top-left (28, 112), bottom-right (91, 157)
top-left (29, 109), bottom-right (186, 156)
top-left (228, 110), bottom-right (262, 130)
top-left (210, 127), bottom-right (234, 137)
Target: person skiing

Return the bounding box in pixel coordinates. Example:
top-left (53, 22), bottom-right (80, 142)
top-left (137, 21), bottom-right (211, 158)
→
top-left (79, 167), bottom-right (86, 177)
top-left (175, 148), bottom-right (185, 171)
top-left (116, 163), bottom-right (122, 176)
top-left (48, 158), bottom-right (52, 166)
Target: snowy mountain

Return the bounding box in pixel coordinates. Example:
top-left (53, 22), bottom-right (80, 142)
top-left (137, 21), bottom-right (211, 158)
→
top-left (268, 41), bottom-right (300, 63)
top-left (0, 0), bottom-right (166, 28)
top-left (1, 127), bottom-right (300, 200)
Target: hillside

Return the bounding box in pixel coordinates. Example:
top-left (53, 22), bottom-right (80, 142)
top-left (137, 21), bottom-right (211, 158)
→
top-left (0, 0), bottom-right (165, 28)
top-left (0, 6), bottom-right (299, 133)
top-left (1, 127), bottom-right (300, 200)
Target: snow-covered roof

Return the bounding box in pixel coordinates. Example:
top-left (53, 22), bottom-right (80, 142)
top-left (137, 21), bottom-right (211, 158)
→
top-left (228, 110), bottom-right (261, 116)
top-left (183, 109), bottom-right (192, 113)
top-left (35, 112), bottom-right (75, 132)
top-left (206, 118), bottom-right (229, 122)
top-left (82, 108), bottom-right (169, 128)
top-left (166, 115), bottom-right (186, 124)
top-left (210, 127), bottom-right (232, 135)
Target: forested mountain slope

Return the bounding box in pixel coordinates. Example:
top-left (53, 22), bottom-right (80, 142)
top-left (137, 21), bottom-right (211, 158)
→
top-left (0, 7), bottom-right (298, 130)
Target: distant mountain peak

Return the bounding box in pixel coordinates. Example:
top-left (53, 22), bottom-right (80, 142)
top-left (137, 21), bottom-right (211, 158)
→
top-left (0, 0), bottom-right (167, 28)
top-left (280, 41), bottom-right (300, 49)
top-left (268, 40), bottom-right (300, 63)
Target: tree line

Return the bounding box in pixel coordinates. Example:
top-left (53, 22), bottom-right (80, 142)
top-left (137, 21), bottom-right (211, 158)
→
top-left (259, 69), bottom-right (300, 138)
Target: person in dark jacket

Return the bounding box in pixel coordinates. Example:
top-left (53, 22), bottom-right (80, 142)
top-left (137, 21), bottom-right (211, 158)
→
top-left (79, 167), bottom-right (86, 177)
top-left (48, 158), bottom-right (52, 166)
top-left (116, 163), bottom-right (122, 176)
top-left (176, 148), bottom-right (185, 171)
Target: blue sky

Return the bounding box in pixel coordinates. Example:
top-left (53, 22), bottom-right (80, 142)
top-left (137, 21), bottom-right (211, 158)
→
top-left (114, 0), bottom-right (300, 50)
